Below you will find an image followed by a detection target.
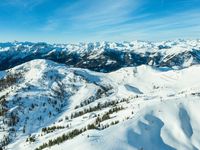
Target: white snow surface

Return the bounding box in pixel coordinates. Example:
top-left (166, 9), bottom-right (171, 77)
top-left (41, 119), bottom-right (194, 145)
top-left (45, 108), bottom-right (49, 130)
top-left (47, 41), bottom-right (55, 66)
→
top-left (0, 59), bottom-right (200, 150)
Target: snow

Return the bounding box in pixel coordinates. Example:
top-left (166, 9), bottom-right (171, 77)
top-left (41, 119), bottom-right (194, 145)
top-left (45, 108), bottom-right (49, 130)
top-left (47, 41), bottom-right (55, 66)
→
top-left (45, 97), bottom-right (200, 150)
top-left (1, 56), bottom-right (200, 150)
top-left (69, 84), bottom-right (98, 109)
top-left (46, 98), bottom-right (200, 150)
top-left (1, 39), bottom-right (200, 72)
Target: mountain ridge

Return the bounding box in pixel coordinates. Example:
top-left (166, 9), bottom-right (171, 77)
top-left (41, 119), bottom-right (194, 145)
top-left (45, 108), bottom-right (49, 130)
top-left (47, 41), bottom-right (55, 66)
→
top-left (1, 39), bottom-right (200, 72)
top-left (1, 59), bottom-right (200, 149)
top-left (1, 39), bottom-right (200, 150)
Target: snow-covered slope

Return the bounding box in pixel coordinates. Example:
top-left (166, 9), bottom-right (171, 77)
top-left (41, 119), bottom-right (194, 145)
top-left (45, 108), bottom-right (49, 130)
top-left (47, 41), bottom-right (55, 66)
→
top-left (50, 98), bottom-right (200, 150)
top-left (1, 59), bottom-right (200, 150)
top-left (0, 39), bottom-right (200, 72)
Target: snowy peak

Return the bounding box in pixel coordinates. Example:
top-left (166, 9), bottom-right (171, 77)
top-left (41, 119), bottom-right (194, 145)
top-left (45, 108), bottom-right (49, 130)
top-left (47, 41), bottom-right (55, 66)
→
top-left (0, 39), bottom-right (200, 72)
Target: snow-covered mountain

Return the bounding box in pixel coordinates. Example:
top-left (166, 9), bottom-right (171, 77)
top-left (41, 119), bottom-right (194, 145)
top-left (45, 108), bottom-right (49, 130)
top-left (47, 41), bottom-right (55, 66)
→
top-left (0, 57), bottom-right (200, 150)
top-left (0, 39), bottom-right (200, 72)
top-left (1, 40), bottom-right (200, 150)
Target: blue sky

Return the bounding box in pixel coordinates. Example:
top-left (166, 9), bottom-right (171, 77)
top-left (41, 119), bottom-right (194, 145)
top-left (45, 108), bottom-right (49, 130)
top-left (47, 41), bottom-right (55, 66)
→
top-left (0, 0), bottom-right (200, 43)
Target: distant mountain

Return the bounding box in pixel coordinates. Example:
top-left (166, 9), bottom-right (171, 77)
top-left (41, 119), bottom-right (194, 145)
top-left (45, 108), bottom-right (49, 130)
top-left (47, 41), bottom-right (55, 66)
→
top-left (0, 39), bottom-right (200, 72)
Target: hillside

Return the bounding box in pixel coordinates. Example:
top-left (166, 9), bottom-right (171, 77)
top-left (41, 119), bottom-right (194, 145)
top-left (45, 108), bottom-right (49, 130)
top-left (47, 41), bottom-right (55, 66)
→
top-left (0, 58), bottom-right (200, 150)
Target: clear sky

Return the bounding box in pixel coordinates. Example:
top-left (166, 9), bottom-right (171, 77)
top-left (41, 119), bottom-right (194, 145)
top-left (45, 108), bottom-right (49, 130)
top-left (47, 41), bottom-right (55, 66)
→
top-left (0, 0), bottom-right (200, 43)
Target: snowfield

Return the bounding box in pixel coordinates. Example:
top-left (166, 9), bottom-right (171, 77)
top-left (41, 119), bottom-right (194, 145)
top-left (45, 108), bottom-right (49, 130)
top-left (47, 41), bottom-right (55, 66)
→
top-left (49, 98), bottom-right (200, 150)
top-left (0, 50), bottom-right (200, 149)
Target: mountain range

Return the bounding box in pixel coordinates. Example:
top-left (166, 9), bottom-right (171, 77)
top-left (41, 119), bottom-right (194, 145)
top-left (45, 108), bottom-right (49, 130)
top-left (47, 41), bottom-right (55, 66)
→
top-left (0, 39), bottom-right (200, 150)
top-left (1, 39), bottom-right (200, 72)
